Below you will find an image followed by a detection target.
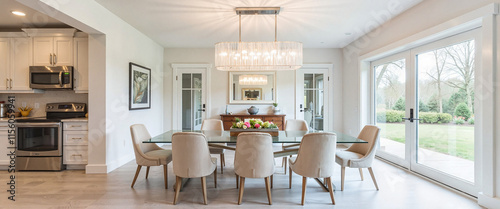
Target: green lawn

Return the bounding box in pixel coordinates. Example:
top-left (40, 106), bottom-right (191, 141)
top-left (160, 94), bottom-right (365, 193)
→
top-left (377, 123), bottom-right (474, 160)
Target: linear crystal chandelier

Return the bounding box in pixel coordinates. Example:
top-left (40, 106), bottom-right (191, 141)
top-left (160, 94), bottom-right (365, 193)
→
top-left (239, 75), bottom-right (268, 85)
top-left (215, 7), bottom-right (303, 71)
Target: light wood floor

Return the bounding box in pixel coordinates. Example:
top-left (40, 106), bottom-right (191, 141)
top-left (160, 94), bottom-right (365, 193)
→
top-left (0, 152), bottom-right (482, 209)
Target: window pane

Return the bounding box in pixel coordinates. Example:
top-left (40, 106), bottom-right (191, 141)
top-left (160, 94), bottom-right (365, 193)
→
top-left (374, 59), bottom-right (406, 160)
top-left (416, 39), bottom-right (475, 182)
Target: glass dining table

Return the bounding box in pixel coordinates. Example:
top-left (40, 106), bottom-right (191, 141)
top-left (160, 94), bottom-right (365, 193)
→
top-left (143, 130), bottom-right (366, 191)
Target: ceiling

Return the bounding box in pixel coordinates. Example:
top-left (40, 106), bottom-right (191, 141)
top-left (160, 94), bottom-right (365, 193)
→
top-left (0, 0), bottom-right (70, 32)
top-left (95, 0), bottom-right (423, 48)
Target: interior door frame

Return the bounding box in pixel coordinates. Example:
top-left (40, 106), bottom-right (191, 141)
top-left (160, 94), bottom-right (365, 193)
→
top-left (171, 64), bottom-right (211, 130)
top-left (295, 64), bottom-right (333, 131)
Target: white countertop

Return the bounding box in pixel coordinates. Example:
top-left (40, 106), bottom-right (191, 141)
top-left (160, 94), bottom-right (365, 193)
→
top-left (61, 118), bottom-right (88, 122)
top-left (0, 117), bottom-right (88, 122)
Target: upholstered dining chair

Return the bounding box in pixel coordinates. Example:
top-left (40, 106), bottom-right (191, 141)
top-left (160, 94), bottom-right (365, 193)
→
top-left (201, 119), bottom-right (226, 174)
top-left (335, 125), bottom-right (381, 191)
top-left (281, 119), bottom-right (309, 174)
top-left (172, 132), bottom-right (217, 205)
top-left (289, 132), bottom-right (337, 205)
top-left (130, 124), bottom-right (172, 189)
top-left (234, 132), bottom-right (275, 205)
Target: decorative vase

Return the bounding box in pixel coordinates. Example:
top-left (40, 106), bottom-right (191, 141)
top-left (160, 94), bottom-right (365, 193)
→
top-left (273, 106), bottom-right (280, 114)
top-left (248, 106), bottom-right (259, 115)
top-left (230, 127), bottom-right (279, 137)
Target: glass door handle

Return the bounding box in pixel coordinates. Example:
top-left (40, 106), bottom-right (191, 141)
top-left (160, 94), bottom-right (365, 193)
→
top-left (402, 117), bottom-right (421, 123)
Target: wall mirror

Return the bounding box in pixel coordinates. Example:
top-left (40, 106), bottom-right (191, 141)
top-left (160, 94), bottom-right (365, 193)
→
top-left (229, 72), bottom-right (276, 104)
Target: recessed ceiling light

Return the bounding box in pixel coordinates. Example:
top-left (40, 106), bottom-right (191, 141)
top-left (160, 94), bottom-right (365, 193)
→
top-left (11, 11), bottom-right (26, 16)
top-left (345, 33), bottom-right (352, 36)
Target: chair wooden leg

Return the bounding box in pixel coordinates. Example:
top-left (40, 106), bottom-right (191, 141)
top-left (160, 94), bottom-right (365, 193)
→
top-left (214, 167), bottom-right (217, 188)
top-left (301, 177), bottom-right (307, 205)
top-left (201, 176), bottom-right (207, 205)
top-left (359, 168), bottom-right (364, 181)
top-left (341, 166), bottom-right (346, 191)
top-left (163, 165), bottom-right (168, 189)
top-left (368, 167), bottom-right (379, 190)
top-left (327, 177), bottom-right (335, 205)
top-left (173, 176), bottom-right (182, 205)
top-left (236, 174), bottom-right (239, 189)
top-left (222, 153), bottom-right (226, 166)
top-left (270, 175), bottom-right (273, 189)
top-left (131, 165), bottom-right (142, 188)
top-left (145, 166), bottom-right (150, 179)
top-left (265, 177), bottom-right (272, 205)
top-left (289, 166), bottom-right (292, 189)
top-left (220, 153), bottom-right (224, 174)
top-left (238, 177), bottom-right (245, 205)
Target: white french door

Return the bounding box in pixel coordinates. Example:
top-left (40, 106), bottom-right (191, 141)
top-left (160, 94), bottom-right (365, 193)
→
top-left (173, 67), bottom-right (208, 131)
top-left (373, 29), bottom-right (480, 195)
top-left (296, 66), bottom-right (330, 131)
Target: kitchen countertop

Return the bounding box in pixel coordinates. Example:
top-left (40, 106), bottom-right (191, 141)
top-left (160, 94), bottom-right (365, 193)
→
top-left (0, 117), bottom-right (88, 122)
top-left (61, 118), bottom-right (88, 122)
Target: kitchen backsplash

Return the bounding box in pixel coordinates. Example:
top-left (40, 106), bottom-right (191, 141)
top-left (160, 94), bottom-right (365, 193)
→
top-left (0, 92), bottom-right (88, 117)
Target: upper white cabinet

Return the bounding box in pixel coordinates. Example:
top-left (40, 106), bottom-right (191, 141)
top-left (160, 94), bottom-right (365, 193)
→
top-left (22, 28), bottom-right (76, 66)
top-left (33, 37), bottom-right (73, 66)
top-left (0, 36), bottom-right (32, 91)
top-left (73, 37), bottom-right (88, 93)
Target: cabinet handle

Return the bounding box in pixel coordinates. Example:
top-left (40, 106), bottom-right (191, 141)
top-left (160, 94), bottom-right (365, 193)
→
top-left (72, 137), bottom-right (82, 140)
top-left (9, 79), bottom-right (12, 89)
top-left (50, 53), bottom-right (53, 65)
top-left (54, 54), bottom-right (57, 64)
top-left (71, 154), bottom-right (83, 157)
top-left (71, 125), bottom-right (82, 127)
top-left (5, 78), bottom-right (8, 90)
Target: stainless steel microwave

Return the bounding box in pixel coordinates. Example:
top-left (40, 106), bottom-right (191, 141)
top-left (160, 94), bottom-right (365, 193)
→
top-left (29, 66), bottom-right (73, 90)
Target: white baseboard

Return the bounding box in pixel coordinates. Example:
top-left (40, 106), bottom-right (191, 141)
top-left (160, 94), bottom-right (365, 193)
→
top-left (106, 154), bottom-right (134, 173)
top-left (478, 192), bottom-right (500, 209)
top-left (85, 164), bottom-right (108, 174)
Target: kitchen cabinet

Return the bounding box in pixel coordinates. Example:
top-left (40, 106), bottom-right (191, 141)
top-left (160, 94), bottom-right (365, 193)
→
top-left (73, 37), bottom-right (88, 93)
top-left (33, 37), bottom-right (73, 66)
top-left (0, 122), bottom-right (11, 168)
top-left (0, 37), bottom-right (33, 91)
top-left (63, 121), bottom-right (88, 167)
top-left (220, 114), bottom-right (286, 130)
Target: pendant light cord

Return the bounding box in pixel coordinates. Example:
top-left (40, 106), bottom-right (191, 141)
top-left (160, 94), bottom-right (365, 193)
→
top-left (239, 12), bottom-right (241, 42)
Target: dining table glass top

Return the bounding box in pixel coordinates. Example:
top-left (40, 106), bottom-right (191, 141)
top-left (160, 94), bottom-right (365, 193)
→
top-left (143, 130), bottom-right (366, 144)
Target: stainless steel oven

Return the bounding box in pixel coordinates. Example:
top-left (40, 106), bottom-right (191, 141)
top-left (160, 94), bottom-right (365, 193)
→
top-left (16, 122), bottom-right (63, 170)
top-left (16, 102), bottom-right (86, 171)
top-left (29, 66), bottom-right (73, 89)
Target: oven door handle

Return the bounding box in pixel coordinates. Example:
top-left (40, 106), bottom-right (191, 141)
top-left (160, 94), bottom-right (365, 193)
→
top-left (16, 122), bottom-right (61, 127)
top-left (59, 71), bottom-right (63, 87)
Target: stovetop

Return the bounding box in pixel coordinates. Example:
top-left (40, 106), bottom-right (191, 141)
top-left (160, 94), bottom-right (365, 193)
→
top-left (16, 117), bottom-right (62, 123)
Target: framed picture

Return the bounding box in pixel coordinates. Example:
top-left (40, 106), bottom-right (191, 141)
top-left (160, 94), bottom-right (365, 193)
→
top-left (241, 88), bottom-right (262, 101)
top-left (129, 62), bottom-right (151, 110)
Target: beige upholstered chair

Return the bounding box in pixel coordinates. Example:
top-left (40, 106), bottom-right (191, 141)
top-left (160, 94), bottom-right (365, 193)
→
top-left (130, 124), bottom-right (172, 189)
top-left (234, 132), bottom-right (275, 205)
top-left (172, 132), bottom-right (217, 205)
top-left (335, 125), bottom-right (381, 191)
top-left (289, 132), bottom-right (337, 205)
top-left (281, 119), bottom-right (309, 173)
top-left (201, 119), bottom-right (226, 174)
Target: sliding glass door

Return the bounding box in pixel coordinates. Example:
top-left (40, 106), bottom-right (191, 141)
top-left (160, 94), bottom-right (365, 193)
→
top-left (373, 29), bottom-right (480, 195)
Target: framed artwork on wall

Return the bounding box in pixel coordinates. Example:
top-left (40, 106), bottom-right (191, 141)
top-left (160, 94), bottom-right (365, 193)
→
top-left (129, 62), bottom-right (151, 110)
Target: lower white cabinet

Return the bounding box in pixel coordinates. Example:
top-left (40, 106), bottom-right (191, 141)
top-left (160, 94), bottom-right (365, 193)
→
top-left (0, 123), bottom-right (10, 167)
top-left (63, 121), bottom-right (88, 166)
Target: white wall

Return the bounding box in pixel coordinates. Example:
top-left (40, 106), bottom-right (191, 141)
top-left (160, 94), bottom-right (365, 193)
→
top-left (341, 0), bottom-right (500, 207)
top-left (163, 48), bottom-right (343, 132)
top-left (18, 0), bottom-right (165, 173)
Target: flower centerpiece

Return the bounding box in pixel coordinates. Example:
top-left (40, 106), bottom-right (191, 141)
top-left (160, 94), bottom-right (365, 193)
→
top-left (230, 118), bottom-right (279, 136)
